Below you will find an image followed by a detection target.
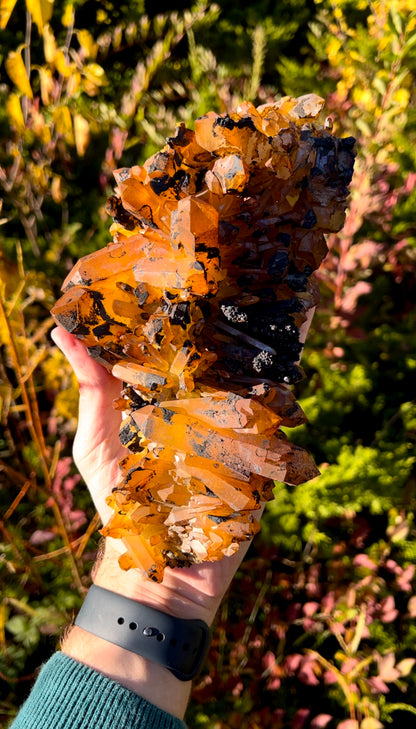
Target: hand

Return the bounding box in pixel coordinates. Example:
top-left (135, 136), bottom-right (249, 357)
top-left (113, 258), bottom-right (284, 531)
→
top-left (51, 306), bottom-right (313, 715)
top-left (51, 326), bottom-right (263, 716)
top-left (52, 326), bottom-right (259, 623)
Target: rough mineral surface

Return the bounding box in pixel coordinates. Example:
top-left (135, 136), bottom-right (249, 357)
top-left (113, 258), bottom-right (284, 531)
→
top-left (52, 95), bottom-right (355, 581)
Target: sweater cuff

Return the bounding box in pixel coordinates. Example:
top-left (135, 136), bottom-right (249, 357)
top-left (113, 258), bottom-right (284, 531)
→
top-left (11, 652), bottom-right (187, 729)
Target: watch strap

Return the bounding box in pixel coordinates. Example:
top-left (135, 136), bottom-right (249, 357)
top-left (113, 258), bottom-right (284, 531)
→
top-left (75, 584), bottom-right (211, 681)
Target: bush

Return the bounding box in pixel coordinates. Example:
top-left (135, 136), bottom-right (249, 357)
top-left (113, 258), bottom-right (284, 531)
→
top-left (1, 0), bottom-right (415, 727)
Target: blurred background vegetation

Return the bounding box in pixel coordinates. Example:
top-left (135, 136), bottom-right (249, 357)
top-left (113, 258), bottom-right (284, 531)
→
top-left (0, 0), bottom-right (415, 727)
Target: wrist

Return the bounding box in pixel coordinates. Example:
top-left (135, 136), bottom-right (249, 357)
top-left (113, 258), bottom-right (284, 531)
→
top-left (75, 585), bottom-right (211, 682)
top-left (93, 538), bottom-right (223, 625)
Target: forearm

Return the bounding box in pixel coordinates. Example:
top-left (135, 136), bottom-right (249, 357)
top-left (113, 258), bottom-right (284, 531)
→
top-left (61, 625), bottom-right (193, 719)
top-left (10, 652), bottom-right (186, 729)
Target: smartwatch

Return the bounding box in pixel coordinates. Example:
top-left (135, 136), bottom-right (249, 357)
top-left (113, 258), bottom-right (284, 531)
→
top-left (75, 584), bottom-right (211, 681)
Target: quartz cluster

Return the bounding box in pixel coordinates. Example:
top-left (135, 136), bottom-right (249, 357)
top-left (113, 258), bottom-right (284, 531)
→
top-left (52, 94), bottom-right (355, 581)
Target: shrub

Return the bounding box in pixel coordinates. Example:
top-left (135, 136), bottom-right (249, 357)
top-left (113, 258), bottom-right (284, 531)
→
top-left (1, 0), bottom-right (415, 727)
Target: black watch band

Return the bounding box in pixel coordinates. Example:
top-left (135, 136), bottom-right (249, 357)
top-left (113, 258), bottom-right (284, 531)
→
top-left (75, 584), bottom-right (211, 681)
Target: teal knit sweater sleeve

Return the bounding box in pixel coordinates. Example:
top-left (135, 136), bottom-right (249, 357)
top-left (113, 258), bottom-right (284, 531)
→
top-left (10, 653), bottom-right (187, 729)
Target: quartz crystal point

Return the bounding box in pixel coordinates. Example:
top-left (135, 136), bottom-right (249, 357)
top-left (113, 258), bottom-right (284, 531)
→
top-left (52, 94), bottom-right (355, 581)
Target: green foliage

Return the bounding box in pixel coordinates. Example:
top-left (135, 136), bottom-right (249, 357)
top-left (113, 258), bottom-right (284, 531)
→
top-left (1, 0), bottom-right (416, 727)
top-left (188, 512), bottom-right (416, 729)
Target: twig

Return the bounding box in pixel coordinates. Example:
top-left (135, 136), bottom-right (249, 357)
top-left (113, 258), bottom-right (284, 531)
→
top-left (75, 512), bottom-right (101, 560)
top-left (3, 480), bottom-right (32, 520)
top-left (238, 569), bottom-right (272, 670)
top-left (0, 297), bottom-right (85, 594)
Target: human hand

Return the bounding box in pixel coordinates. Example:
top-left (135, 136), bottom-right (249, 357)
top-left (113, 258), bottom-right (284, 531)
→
top-left (52, 307), bottom-right (314, 714)
top-left (52, 325), bottom-right (266, 714)
top-left (51, 326), bottom-right (260, 627)
top-left (51, 304), bottom-right (315, 617)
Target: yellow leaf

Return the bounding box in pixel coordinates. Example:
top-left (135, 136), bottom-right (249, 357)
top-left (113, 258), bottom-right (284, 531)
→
top-left (0, 602), bottom-right (8, 652)
top-left (82, 62), bottom-right (107, 96)
top-left (396, 657), bottom-right (416, 677)
top-left (83, 62), bottom-right (107, 85)
top-left (0, 0), bottom-right (18, 28)
top-left (393, 88), bottom-right (410, 108)
top-left (77, 29), bottom-right (97, 59)
top-left (67, 70), bottom-right (81, 96)
top-left (61, 1), bottom-right (73, 27)
top-left (54, 49), bottom-right (74, 78)
top-left (53, 105), bottom-right (74, 143)
top-left (26, 0), bottom-right (53, 33)
top-left (6, 93), bottom-right (25, 132)
top-left (74, 113), bottom-right (90, 156)
top-left (5, 49), bottom-right (33, 98)
top-left (43, 23), bottom-right (57, 63)
top-left (38, 66), bottom-right (54, 104)
top-left (360, 719), bottom-right (383, 729)
top-left (32, 109), bottom-right (51, 142)
top-left (51, 175), bottom-right (65, 202)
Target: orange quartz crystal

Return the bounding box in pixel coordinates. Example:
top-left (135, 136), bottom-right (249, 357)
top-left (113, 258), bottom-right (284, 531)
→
top-left (52, 94), bottom-right (355, 581)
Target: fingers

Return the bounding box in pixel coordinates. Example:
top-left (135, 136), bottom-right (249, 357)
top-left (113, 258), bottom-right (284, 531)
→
top-left (50, 327), bottom-right (121, 399)
top-left (51, 326), bottom-right (124, 520)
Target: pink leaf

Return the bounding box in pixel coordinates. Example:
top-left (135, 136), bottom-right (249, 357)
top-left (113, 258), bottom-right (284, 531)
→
top-left (299, 657), bottom-right (320, 686)
top-left (54, 457), bottom-right (72, 483)
top-left (340, 282), bottom-right (372, 314)
top-left (330, 622), bottom-right (346, 636)
top-left (303, 618), bottom-right (322, 633)
top-left (396, 565), bottom-right (415, 592)
top-left (311, 714), bottom-right (333, 729)
top-left (337, 721), bottom-right (359, 729)
top-left (29, 529), bottom-right (56, 545)
top-left (385, 559), bottom-right (399, 574)
top-left (405, 171), bottom-right (416, 192)
top-left (266, 677), bottom-right (281, 691)
top-left (262, 651), bottom-right (276, 671)
top-left (368, 676), bottom-right (390, 694)
top-left (323, 670), bottom-right (338, 685)
top-left (292, 708), bottom-right (310, 729)
top-left (341, 658), bottom-right (359, 675)
top-left (378, 653), bottom-right (400, 682)
top-left (381, 610), bottom-right (399, 623)
top-left (284, 654), bottom-right (303, 674)
top-left (232, 680), bottom-right (243, 697)
top-left (353, 554), bottom-right (377, 571)
top-left (380, 596), bottom-right (398, 623)
top-left (303, 601), bottom-right (320, 617)
top-left (306, 564), bottom-right (322, 598)
top-left (321, 592), bottom-right (336, 613)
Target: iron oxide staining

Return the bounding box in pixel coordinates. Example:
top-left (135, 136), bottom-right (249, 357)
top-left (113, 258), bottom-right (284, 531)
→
top-left (52, 95), bottom-right (355, 581)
